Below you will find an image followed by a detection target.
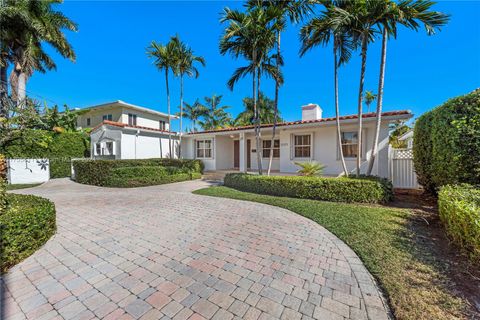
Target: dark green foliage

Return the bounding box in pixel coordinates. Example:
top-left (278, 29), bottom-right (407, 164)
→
top-left (413, 89), bottom-right (480, 192)
top-left (438, 184), bottom-right (480, 262)
top-left (223, 173), bottom-right (393, 203)
top-left (0, 179), bottom-right (5, 215)
top-left (73, 159), bottom-right (204, 187)
top-left (1, 130), bottom-right (90, 178)
top-left (0, 194), bottom-right (56, 272)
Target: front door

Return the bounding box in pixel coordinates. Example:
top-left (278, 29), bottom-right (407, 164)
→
top-left (234, 140), bottom-right (239, 168)
top-left (247, 139), bottom-right (251, 169)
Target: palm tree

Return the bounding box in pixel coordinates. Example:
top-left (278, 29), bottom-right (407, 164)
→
top-left (177, 100), bottom-right (207, 132)
top-left (235, 92), bottom-right (282, 126)
top-left (220, 6), bottom-right (280, 175)
top-left (366, 0), bottom-right (449, 175)
top-left (300, 1), bottom-right (355, 177)
top-left (171, 35), bottom-right (205, 158)
top-left (247, 0), bottom-right (313, 175)
top-left (0, 0), bottom-right (77, 107)
top-left (364, 90), bottom-right (377, 113)
top-left (146, 38), bottom-right (178, 158)
top-left (197, 94), bottom-right (232, 130)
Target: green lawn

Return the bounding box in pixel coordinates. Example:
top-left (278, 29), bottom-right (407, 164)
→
top-left (6, 183), bottom-right (42, 191)
top-left (193, 186), bottom-right (469, 320)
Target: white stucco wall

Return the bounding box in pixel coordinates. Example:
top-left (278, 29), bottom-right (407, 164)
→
top-left (77, 107), bottom-right (123, 128)
top-left (247, 134), bottom-right (280, 171)
top-left (121, 107), bottom-right (170, 130)
top-left (120, 130), bottom-right (178, 159)
top-left (215, 136), bottom-right (234, 170)
top-left (7, 159), bottom-right (50, 184)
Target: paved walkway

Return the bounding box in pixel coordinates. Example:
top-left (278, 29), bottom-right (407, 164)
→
top-left (2, 179), bottom-right (389, 320)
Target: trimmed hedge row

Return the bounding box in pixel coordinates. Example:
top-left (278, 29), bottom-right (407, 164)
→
top-left (73, 159), bottom-right (204, 187)
top-left (0, 194), bottom-right (56, 272)
top-left (438, 184), bottom-right (480, 262)
top-left (223, 173), bottom-right (393, 203)
top-left (413, 89), bottom-right (480, 192)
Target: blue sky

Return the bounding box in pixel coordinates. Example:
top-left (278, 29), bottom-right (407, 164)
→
top-left (27, 0), bottom-right (480, 131)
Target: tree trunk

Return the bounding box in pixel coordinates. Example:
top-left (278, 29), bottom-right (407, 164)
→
top-left (267, 31), bottom-right (281, 176)
top-left (356, 36), bottom-right (368, 177)
top-left (179, 75), bottom-right (184, 158)
top-left (367, 27), bottom-right (388, 176)
top-left (334, 42), bottom-right (349, 177)
top-left (256, 65), bottom-right (263, 175)
top-left (17, 71), bottom-right (26, 107)
top-left (165, 69), bottom-right (172, 159)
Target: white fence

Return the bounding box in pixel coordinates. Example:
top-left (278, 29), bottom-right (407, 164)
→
top-left (390, 148), bottom-right (421, 189)
top-left (7, 158), bottom-right (50, 184)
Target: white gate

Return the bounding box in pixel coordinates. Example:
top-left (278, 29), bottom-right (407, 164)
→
top-left (390, 148), bottom-right (421, 189)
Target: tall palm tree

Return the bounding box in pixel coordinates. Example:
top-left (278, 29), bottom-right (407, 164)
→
top-left (220, 6), bottom-right (280, 174)
top-left (364, 90), bottom-right (377, 113)
top-left (235, 92), bottom-right (282, 126)
top-left (171, 35), bottom-right (205, 158)
top-left (197, 94), bottom-right (232, 130)
top-left (300, 1), bottom-right (355, 177)
top-left (248, 0), bottom-right (313, 175)
top-left (177, 100), bottom-right (208, 132)
top-left (366, 0), bottom-right (449, 175)
top-left (146, 38), bottom-right (178, 158)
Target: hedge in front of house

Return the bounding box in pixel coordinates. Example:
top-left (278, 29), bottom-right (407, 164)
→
top-left (105, 166), bottom-right (201, 187)
top-left (223, 173), bottom-right (393, 203)
top-left (73, 159), bottom-right (204, 186)
top-left (438, 184), bottom-right (480, 262)
top-left (413, 89), bottom-right (480, 192)
top-left (0, 194), bottom-right (56, 272)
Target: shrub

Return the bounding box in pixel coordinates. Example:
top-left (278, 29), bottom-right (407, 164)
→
top-left (223, 173), bottom-right (393, 203)
top-left (438, 184), bottom-right (480, 262)
top-left (0, 194), bottom-right (56, 272)
top-left (413, 89), bottom-right (480, 192)
top-left (294, 161), bottom-right (326, 176)
top-left (0, 154), bottom-right (6, 215)
top-left (73, 159), bottom-right (204, 187)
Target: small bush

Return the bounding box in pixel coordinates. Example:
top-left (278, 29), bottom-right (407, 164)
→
top-left (73, 159), bottom-right (203, 187)
top-left (224, 173), bottom-right (393, 203)
top-left (294, 161), bottom-right (326, 176)
top-left (413, 89), bottom-right (480, 192)
top-left (438, 184), bottom-right (480, 262)
top-left (0, 194), bottom-right (56, 272)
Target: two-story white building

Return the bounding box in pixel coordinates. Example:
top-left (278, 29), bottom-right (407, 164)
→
top-left (77, 100), bottom-right (179, 159)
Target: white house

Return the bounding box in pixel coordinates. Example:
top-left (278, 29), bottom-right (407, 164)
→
top-left (181, 104), bottom-right (413, 178)
top-left (80, 100), bottom-right (179, 159)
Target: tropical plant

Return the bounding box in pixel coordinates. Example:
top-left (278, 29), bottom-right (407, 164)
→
top-left (0, 0), bottom-right (77, 107)
top-left (234, 92), bottom-right (281, 126)
top-left (176, 100), bottom-right (208, 132)
top-left (300, 0), bottom-right (355, 177)
top-left (294, 161), bottom-right (326, 176)
top-left (364, 90), bottom-right (377, 113)
top-left (367, 0), bottom-right (449, 175)
top-left (389, 123), bottom-right (410, 148)
top-left (197, 95), bottom-right (232, 130)
top-left (146, 37), bottom-right (178, 158)
top-left (171, 36), bottom-right (205, 157)
top-left (220, 6), bottom-right (282, 175)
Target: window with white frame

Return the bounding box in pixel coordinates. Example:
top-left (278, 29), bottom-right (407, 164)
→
top-left (105, 141), bottom-right (114, 155)
top-left (128, 113), bottom-right (137, 126)
top-left (341, 131), bottom-right (359, 158)
top-left (86, 118), bottom-right (91, 126)
top-left (159, 120), bottom-right (166, 131)
top-left (262, 139), bottom-right (280, 158)
top-left (196, 139), bottom-right (212, 158)
top-left (294, 134), bottom-right (311, 158)
top-left (95, 143), bottom-right (101, 155)
top-left (102, 114), bottom-right (113, 121)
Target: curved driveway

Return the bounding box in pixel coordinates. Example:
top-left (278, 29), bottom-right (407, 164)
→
top-left (3, 179), bottom-right (389, 320)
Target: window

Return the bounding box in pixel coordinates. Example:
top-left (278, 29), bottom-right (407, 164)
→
top-left (262, 140), bottom-right (280, 158)
top-left (86, 118), bottom-right (91, 126)
top-left (105, 142), bottom-right (113, 155)
top-left (102, 114), bottom-right (112, 121)
top-left (341, 131), bottom-right (359, 158)
top-left (196, 139), bottom-right (212, 158)
top-left (128, 113), bottom-right (137, 126)
top-left (294, 134), bottom-right (311, 158)
top-left (95, 143), bottom-right (101, 155)
top-left (159, 120), bottom-right (166, 131)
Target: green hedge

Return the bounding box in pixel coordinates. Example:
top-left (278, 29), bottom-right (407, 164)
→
top-left (0, 194), bottom-right (56, 272)
top-left (223, 173), bottom-right (393, 203)
top-left (1, 130), bottom-right (90, 178)
top-left (438, 184), bottom-right (480, 262)
top-left (73, 159), bottom-right (204, 187)
top-left (413, 89), bottom-right (480, 192)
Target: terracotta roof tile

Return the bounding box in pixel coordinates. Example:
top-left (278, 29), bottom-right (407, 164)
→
top-left (91, 120), bottom-right (176, 134)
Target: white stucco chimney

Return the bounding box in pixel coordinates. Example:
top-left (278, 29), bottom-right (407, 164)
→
top-left (301, 103), bottom-right (322, 121)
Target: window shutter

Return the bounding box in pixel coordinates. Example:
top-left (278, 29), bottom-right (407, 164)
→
top-left (212, 138), bottom-right (215, 159)
top-left (290, 134), bottom-right (294, 160)
top-left (310, 132), bottom-right (315, 160)
top-left (193, 139), bottom-right (197, 159)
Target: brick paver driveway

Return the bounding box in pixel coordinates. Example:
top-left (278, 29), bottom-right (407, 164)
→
top-left (3, 179), bottom-right (389, 320)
